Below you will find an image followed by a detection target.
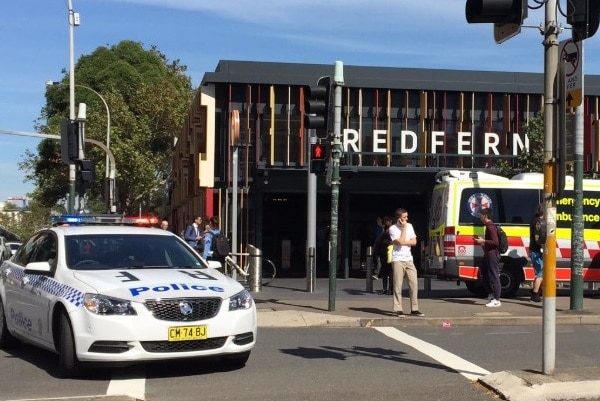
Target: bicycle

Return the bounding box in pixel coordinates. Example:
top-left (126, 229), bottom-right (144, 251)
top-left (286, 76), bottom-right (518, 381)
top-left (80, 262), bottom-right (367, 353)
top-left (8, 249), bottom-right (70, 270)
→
top-left (223, 252), bottom-right (277, 286)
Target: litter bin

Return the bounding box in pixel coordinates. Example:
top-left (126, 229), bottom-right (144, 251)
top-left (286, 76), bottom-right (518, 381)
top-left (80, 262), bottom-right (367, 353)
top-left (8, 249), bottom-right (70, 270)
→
top-left (247, 244), bottom-right (262, 292)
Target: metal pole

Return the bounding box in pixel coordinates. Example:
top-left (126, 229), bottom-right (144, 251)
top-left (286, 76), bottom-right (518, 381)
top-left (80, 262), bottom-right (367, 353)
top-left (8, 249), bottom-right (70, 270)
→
top-left (328, 61), bottom-right (344, 312)
top-left (232, 146), bottom-right (238, 281)
top-left (366, 246), bottom-right (373, 293)
top-left (307, 132), bottom-right (317, 292)
top-left (67, 0), bottom-right (76, 214)
top-left (571, 41), bottom-right (585, 310)
top-left (542, 0), bottom-right (558, 375)
top-left (247, 244), bottom-right (262, 292)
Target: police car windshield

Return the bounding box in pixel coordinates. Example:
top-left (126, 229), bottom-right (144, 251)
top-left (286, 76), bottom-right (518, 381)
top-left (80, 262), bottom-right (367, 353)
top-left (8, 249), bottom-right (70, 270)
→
top-left (66, 234), bottom-right (206, 270)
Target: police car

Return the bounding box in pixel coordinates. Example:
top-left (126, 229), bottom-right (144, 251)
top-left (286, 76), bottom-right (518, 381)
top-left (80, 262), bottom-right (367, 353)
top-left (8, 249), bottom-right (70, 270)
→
top-left (0, 215), bottom-right (256, 377)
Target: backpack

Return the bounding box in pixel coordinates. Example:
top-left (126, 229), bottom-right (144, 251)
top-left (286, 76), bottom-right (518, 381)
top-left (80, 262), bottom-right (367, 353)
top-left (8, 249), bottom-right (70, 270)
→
top-left (496, 225), bottom-right (508, 254)
top-left (211, 232), bottom-right (231, 257)
top-left (533, 217), bottom-right (547, 246)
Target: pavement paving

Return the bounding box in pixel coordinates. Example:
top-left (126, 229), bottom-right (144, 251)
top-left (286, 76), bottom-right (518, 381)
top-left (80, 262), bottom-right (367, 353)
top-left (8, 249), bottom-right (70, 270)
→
top-left (250, 276), bottom-right (600, 401)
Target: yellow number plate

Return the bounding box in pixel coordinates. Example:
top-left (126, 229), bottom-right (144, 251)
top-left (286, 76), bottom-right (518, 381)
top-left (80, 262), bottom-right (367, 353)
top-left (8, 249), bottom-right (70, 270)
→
top-left (168, 325), bottom-right (208, 341)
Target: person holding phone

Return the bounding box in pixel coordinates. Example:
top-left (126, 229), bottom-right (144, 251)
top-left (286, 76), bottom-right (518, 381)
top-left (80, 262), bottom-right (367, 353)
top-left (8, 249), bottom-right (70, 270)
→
top-left (388, 208), bottom-right (424, 317)
top-left (473, 207), bottom-right (502, 307)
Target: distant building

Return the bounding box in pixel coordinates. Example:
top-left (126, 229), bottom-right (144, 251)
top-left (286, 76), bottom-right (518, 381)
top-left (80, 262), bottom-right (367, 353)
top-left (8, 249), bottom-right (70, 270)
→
top-left (168, 60), bottom-right (600, 277)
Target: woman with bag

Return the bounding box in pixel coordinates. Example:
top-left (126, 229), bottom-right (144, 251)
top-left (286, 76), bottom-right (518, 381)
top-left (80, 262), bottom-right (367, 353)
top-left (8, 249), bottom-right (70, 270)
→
top-left (373, 216), bottom-right (394, 295)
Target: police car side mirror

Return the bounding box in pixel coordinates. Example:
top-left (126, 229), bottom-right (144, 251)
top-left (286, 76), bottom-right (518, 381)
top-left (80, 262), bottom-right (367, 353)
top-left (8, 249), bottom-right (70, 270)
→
top-left (24, 261), bottom-right (52, 276)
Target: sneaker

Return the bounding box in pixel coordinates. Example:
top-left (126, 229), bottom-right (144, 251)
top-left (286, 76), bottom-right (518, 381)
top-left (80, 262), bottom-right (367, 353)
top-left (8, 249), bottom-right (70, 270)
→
top-left (485, 299), bottom-right (501, 307)
top-left (411, 311), bottom-right (425, 317)
top-left (396, 312), bottom-right (406, 318)
top-left (531, 293), bottom-right (542, 303)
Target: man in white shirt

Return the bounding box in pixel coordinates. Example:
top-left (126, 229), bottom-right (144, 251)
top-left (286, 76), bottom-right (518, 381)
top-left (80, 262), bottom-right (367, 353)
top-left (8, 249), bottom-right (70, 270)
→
top-left (388, 208), bottom-right (424, 317)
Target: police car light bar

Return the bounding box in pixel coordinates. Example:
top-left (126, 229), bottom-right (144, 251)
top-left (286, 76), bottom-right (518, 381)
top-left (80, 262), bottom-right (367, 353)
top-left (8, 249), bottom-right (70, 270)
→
top-left (51, 215), bottom-right (159, 226)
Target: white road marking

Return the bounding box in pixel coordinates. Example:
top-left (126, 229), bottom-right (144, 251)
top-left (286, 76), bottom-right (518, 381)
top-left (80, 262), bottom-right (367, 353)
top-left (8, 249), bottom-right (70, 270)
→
top-left (107, 369), bottom-right (146, 400)
top-left (374, 327), bottom-right (490, 382)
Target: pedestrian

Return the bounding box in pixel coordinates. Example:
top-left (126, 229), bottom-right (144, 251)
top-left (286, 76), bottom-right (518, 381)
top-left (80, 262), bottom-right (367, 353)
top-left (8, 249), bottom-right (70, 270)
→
top-left (183, 215), bottom-right (204, 252)
top-left (529, 204), bottom-right (545, 303)
top-left (373, 215), bottom-right (394, 295)
top-left (371, 216), bottom-right (384, 279)
top-left (388, 208), bottom-right (424, 317)
top-left (203, 216), bottom-right (222, 261)
top-left (160, 219), bottom-right (170, 231)
top-left (473, 207), bottom-right (502, 307)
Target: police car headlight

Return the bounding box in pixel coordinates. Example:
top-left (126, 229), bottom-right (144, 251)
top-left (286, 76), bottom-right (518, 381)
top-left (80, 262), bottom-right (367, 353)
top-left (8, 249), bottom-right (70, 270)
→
top-left (83, 294), bottom-right (137, 315)
top-left (229, 289), bottom-right (253, 311)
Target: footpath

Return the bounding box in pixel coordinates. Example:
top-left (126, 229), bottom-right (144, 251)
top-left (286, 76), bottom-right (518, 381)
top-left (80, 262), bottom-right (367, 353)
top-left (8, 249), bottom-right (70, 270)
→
top-left (252, 277), bottom-right (600, 401)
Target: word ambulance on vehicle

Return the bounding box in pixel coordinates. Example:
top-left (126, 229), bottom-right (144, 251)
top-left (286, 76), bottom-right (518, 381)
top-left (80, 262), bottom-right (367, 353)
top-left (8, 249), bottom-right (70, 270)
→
top-left (424, 170), bottom-right (600, 298)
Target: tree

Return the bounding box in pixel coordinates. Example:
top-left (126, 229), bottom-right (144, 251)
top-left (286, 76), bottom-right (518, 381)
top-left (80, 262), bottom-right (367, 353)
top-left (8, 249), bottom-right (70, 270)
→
top-left (0, 199), bottom-right (55, 241)
top-left (497, 111), bottom-right (544, 176)
top-left (21, 40), bottom-right (192, 216)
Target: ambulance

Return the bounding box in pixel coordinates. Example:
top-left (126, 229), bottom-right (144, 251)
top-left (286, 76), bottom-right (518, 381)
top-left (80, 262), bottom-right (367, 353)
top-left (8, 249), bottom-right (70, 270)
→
top-left (424, 170), bottom-right (600, 298)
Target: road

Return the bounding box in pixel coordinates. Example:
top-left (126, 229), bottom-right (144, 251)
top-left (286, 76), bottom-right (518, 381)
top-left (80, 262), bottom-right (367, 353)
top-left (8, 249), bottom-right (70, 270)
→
top-left (3, 324), bottom-right (600, 401)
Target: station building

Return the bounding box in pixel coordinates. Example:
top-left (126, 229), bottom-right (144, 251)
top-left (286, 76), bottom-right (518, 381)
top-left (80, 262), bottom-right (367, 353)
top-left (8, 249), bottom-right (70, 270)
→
top-left (167, 60), bottom-right (600, 277)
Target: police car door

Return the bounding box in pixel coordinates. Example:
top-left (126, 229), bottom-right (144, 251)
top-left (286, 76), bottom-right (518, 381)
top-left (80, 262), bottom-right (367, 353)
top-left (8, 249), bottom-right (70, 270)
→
top-left (9, 232), bottom-right (56, 345)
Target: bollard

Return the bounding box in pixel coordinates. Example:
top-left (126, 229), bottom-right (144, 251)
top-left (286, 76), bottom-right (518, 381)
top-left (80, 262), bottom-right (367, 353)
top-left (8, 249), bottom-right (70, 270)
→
top-left (306, 246), bottom-right (315, 292)
top-left (366, 246), bottom-right (373, 293)
top-left (247, 244), bottom-right (262, 292)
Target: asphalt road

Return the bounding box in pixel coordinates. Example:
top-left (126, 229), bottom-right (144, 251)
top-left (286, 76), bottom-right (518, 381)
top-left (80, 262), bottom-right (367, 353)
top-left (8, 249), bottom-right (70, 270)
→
top-left (4, 324), bottom-right (600, 401)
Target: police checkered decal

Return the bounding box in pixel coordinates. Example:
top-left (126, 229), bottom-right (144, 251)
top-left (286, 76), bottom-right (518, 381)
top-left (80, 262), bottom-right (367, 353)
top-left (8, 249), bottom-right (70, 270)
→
top-left (12, 267), bottom-right (84, 307)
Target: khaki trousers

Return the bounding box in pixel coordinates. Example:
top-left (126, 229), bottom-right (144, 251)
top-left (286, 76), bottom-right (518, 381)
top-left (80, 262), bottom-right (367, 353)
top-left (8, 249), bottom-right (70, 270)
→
top-left (392, 260), bottom-right (419, 313)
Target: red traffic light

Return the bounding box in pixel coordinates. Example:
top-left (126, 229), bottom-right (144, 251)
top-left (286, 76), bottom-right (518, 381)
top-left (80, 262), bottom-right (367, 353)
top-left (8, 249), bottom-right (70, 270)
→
top-left (310, 143), bottom-right (327, 175)
top-left (311, 143), bottom-right (326, 160)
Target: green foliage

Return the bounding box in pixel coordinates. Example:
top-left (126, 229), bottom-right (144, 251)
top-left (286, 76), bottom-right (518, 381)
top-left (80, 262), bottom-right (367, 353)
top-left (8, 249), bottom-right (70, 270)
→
top-left (23, 40), bottom-right (192, 215)
top-left (497, 112), bottom-right (545, 177)
top-left (0, 200), bottom-right (57, 241)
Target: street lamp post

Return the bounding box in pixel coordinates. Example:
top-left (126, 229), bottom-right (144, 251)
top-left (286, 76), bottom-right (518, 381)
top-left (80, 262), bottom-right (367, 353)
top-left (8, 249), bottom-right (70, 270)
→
top-left (46, 81), bottom-right (115, 213)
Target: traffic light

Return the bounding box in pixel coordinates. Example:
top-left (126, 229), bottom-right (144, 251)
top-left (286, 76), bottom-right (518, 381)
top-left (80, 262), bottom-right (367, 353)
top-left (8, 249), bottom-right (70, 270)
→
top-left (310, 143), bottom-right (328, 175)
top-left (77, 159), bottom-right (96, 183)
top-left (304, 76), bottom-right (332, 139)
top-left (60, 118), bottom-right (78, 165)
top-left (465, 0), bottom-right (527, 24)
top-left (568, 0), bottom-right (600, 42)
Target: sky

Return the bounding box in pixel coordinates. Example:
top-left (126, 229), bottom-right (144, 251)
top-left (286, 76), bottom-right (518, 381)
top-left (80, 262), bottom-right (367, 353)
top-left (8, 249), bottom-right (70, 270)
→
top-left (1, 0), bottom-right (599, 203)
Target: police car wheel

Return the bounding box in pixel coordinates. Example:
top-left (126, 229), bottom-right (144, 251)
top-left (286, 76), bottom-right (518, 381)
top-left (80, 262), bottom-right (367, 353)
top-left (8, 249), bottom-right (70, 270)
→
top-left (58, 312), bottom-right (80, 377)
top-left (0, 298), bottom-right (19, 348)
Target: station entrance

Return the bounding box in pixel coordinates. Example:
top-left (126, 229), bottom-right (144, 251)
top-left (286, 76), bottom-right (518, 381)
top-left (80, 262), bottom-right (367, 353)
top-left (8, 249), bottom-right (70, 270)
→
top-left (260, 180), bottom-right (432, 278)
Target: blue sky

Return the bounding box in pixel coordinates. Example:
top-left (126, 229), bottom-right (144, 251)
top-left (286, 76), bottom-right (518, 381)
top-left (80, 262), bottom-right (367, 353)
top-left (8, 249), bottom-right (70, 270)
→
top-left (1, 0), bottom-right (598, 202)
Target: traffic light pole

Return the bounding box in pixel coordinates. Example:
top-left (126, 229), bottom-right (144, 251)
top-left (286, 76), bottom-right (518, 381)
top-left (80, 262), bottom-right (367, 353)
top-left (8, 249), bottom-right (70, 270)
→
top-left (328, 61), bottom-right (344, 312)
top-left (307, 131), bottom-right (317, 293)
top-left (542, 0), bottom-right (558, 375)
top-left (67, 0), bottom-right (77, 214)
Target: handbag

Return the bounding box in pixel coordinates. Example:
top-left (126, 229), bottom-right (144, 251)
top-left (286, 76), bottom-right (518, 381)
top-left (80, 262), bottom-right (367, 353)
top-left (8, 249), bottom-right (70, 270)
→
top-left (386, 244), bottom-right (393, 264)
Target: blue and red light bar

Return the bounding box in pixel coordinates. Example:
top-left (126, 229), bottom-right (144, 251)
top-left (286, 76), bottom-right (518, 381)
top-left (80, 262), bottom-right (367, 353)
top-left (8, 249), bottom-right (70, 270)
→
top-left (51, 215), bottom-right (159, 226)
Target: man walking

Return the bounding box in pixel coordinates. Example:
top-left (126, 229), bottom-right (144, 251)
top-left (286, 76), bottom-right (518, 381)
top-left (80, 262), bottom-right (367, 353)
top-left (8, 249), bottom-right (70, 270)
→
top-left (529, 204), bottom-right (545, 303)
top-left (388, 208), bottom-right (424, 317)
top-left (474, 207), bottom-right (502, 307)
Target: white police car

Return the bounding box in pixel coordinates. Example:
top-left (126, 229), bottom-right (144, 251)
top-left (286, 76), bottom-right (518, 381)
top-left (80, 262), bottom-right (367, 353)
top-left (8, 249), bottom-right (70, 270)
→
top-left (0, 215), bottom-right (256, 377)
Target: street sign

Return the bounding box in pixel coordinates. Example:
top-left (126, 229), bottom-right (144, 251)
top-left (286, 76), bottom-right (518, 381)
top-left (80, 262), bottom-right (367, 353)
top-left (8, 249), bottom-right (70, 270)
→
top-left (559, 39), bottom-right (582, 108)
top-left (494, 22), bottom-right (521, 44)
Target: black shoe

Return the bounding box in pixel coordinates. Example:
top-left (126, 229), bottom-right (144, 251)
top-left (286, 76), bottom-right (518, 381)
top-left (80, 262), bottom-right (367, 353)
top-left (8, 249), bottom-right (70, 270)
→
top-left (531, 294), bottom-right (542, 303)
top-left (410, 311), bottom-right (425, 317)
top-left (384, 290), bottom-right (393, 295)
